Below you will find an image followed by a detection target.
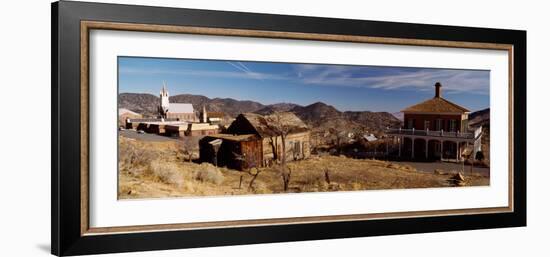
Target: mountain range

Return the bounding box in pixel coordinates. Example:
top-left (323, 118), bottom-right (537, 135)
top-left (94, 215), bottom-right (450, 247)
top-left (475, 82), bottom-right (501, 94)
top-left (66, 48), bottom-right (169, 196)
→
top-left (118, 93), bottom-right (402, 131)
top-left (468, 108), bottom-right (490, 127)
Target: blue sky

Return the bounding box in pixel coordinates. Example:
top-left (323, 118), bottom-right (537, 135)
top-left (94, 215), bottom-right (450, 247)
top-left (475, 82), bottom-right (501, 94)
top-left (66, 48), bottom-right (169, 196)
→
top-left (118, 56), bottom-right (490, 113)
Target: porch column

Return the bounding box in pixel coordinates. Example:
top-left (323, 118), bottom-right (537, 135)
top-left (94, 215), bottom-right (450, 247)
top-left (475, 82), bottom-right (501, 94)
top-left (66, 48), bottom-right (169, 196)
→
top-left (425, 140), bottom-right (429, 159)
top-left (455, 141), bottom-right (459, 162)
top-left (398, 137), bottom-right (401, 157)
top-left (411, 138), bottom-right (415, 159)
top-left (440, 140), bottom-right (443, 161)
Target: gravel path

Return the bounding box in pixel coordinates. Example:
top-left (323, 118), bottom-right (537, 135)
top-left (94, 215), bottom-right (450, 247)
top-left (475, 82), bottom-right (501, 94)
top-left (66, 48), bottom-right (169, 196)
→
top-left (395, 161), bottom-right (489, 177)
top-left (119, 130), bottom-right (179, 142)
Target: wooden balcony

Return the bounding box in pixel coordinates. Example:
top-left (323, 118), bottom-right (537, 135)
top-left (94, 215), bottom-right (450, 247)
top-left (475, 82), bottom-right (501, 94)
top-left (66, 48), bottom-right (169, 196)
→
top-left (386, 126), bottom-right (482, 140)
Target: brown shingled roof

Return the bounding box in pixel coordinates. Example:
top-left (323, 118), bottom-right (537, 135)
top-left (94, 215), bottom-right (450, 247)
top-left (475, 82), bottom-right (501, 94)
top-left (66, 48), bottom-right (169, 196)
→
top-left (240, 112), bottom-right (309, 138)
top-left (401, 97), bottom-right (470, 113)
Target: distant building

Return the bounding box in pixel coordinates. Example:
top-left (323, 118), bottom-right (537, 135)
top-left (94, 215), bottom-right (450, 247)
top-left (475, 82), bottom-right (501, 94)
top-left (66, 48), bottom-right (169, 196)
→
top-left (165, 123), bottom-right (219, 138)
top-left (158, 82), bottom-right (196, 121)
top-left (200, 105), bottom-right (224, 125)
top-left (118, 108), bottom-right (142, 126)
top-left (200, 112), bottom-right (311, 170)
top-left (166, 103), bottom-right (195, 121)
top-left (386, 82), bottom-right (482, 162)
top-left (186, 123), bottom-right (220, 136)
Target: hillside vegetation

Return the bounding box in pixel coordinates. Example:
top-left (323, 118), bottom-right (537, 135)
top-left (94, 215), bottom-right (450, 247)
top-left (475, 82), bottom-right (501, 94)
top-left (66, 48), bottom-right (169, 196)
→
top-left (118, 136), bottom-right (489, 199)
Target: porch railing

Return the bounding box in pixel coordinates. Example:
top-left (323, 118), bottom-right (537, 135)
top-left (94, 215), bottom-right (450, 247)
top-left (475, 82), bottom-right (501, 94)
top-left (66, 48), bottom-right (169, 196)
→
top-left (386, 127), bottom-right (480, 139)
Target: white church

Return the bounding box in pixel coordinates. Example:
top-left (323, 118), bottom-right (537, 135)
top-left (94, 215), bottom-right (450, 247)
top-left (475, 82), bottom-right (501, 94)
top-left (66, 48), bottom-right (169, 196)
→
top-left (158, 82), bottom-right (196, 122)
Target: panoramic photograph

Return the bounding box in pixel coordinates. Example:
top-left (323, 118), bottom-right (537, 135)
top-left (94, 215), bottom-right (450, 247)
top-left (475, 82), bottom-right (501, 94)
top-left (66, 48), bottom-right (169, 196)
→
top-left (117, 56), bottom-right (490, 199)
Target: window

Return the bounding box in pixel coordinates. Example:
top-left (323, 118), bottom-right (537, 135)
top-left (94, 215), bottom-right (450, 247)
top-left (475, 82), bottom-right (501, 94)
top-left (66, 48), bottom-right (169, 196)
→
top-left (449, 120), bottom-right (457, 132)
top-left (407, 119), bottom-right (415, 129)
top-left (294, 141), bottom-right (302, 154)
top-left (436, 119), bottom-right (442, 131)
top-left (424, 120), bottom-right (430, 130)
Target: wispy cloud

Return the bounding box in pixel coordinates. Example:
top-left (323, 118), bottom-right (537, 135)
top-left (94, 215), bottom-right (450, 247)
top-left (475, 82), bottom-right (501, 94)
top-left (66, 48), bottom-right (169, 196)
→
top-left (120, 61), bottom-right (489, 95)
top-left (120, 66), bottom-right (287, 81)
top-left (292, 64), bottom-right (489, 95)
top-left (226, 61), bottom-right (266, 80)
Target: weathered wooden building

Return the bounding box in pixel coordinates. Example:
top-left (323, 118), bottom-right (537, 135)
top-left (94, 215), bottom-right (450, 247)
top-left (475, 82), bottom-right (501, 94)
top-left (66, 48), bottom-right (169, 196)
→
top-left (199, 134), bottom-right (262, 170)
top-left (118, 108), bottom-right (142, 127)
top-left (199, 112), bottom-right (311, 170)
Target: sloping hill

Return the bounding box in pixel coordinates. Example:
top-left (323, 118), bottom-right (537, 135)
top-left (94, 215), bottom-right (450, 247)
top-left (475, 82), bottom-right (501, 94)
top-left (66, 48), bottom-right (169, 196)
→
top-left (118, 93), bottom-right (401, 132)
top-left (118, 93), bottom-right (264, 117)
top-left (118, 93), bottom-right (159, 116)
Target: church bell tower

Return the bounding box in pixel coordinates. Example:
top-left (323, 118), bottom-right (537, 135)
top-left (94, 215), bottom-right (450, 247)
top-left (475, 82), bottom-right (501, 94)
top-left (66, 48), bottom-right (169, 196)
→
top-left (159, 81), bottom-right (170, 118)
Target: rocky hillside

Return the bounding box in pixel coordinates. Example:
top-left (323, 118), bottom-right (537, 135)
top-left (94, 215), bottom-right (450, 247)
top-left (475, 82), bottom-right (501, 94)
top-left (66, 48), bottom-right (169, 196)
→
top-left (119, 93), bottom-right (264, 117)
top-left (288, 102), bottom-right (401, 133)
top-left (118, 93), bottom-right (159, 116)
top-left (469, 108), bottom-right (490, 127)
top-left (118, 93), bottom-right (402, 132)
top-left (343, 111), bottom-right (403, 130)
top-left (170, 94), bottom-right (264, 117)
top-left (254, 103), bottom-right (299, 115)
top-left (290, 102), bottom-right (344, 126)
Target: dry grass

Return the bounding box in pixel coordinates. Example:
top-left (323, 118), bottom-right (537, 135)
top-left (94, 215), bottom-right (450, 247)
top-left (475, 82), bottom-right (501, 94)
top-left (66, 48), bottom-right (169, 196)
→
top-left (192, 163), bottom-right (225, 185)
top-left (118, 136), bottom-right (489, 199)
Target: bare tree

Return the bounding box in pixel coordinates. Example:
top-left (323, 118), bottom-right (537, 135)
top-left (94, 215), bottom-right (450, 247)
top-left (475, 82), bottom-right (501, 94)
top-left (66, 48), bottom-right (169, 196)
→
top-left (331, 129), bottom-right (349, 155)
top-left (181, 137), bottom-right (200, 163)
top-left (233, 151), bottom-right (263, 190)
top-left (323, 167), bottom-right (331, 184)
top-left (281, 166), bottom-right (292, 191)
top-left (261, 112), bottom-right (293, 191)
top-left (247, 167), bottom-right (262, 190)
top-left (268, 136), bottom-right (279, 163)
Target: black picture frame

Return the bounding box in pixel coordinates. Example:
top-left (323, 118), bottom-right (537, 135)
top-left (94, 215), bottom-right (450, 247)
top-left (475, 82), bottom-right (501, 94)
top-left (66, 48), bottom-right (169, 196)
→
top-left (51, 1), bottom-right (526, 256)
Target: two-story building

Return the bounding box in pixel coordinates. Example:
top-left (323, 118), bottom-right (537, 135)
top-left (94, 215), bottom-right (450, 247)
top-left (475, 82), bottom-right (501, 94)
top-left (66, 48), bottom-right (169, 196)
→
top-left (387, 82), bottom-right (482, 162)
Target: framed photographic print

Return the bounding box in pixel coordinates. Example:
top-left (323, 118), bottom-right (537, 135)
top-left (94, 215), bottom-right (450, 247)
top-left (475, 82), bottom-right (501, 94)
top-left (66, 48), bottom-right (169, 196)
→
top-left (51, 1), bottom-right (526, 256)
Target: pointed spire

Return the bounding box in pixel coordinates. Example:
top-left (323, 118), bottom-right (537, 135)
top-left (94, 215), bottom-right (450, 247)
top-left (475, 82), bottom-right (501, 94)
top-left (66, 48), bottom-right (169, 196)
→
top-left (202, 105), bottom-right (208, 123)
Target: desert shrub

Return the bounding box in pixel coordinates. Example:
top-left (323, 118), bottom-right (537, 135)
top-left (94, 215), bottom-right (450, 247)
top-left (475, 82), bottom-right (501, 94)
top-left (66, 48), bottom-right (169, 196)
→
top-left (193, 163), bottom-right (224, 185)
top-left (119, 138), bottom-right (159, 174)
top-left (148, 161), bottom-right (185, 187)
top-left (251, 181), bottom-right (272, 194)
top-left (302, 172), bottom-right (320, 186)
top-left (350, 182), bottom-right (362, 191)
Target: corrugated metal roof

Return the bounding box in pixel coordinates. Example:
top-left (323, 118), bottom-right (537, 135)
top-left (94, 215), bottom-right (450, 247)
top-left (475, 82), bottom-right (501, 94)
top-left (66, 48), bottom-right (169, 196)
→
top-left (169, 103), bottom-right (194, 113)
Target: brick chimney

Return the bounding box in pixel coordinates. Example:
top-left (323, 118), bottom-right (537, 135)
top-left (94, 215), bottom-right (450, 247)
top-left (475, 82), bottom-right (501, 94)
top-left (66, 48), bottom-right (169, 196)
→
top-left (434, 82), bottom-right (442, 98)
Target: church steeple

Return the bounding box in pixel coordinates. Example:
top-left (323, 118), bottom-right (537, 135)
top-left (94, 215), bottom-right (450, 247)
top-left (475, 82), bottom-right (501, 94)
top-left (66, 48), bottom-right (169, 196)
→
top-left (201, 105), bottom-right (208, 123)
top-left (159, 81), bottom-right (170, 118)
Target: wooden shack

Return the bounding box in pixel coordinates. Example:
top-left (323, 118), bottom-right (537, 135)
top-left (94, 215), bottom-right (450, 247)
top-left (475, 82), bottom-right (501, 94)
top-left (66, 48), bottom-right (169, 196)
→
top-left (199, 134), bottom-right (261, 170)
top-left (199, 112), bottom-right (310, 171)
